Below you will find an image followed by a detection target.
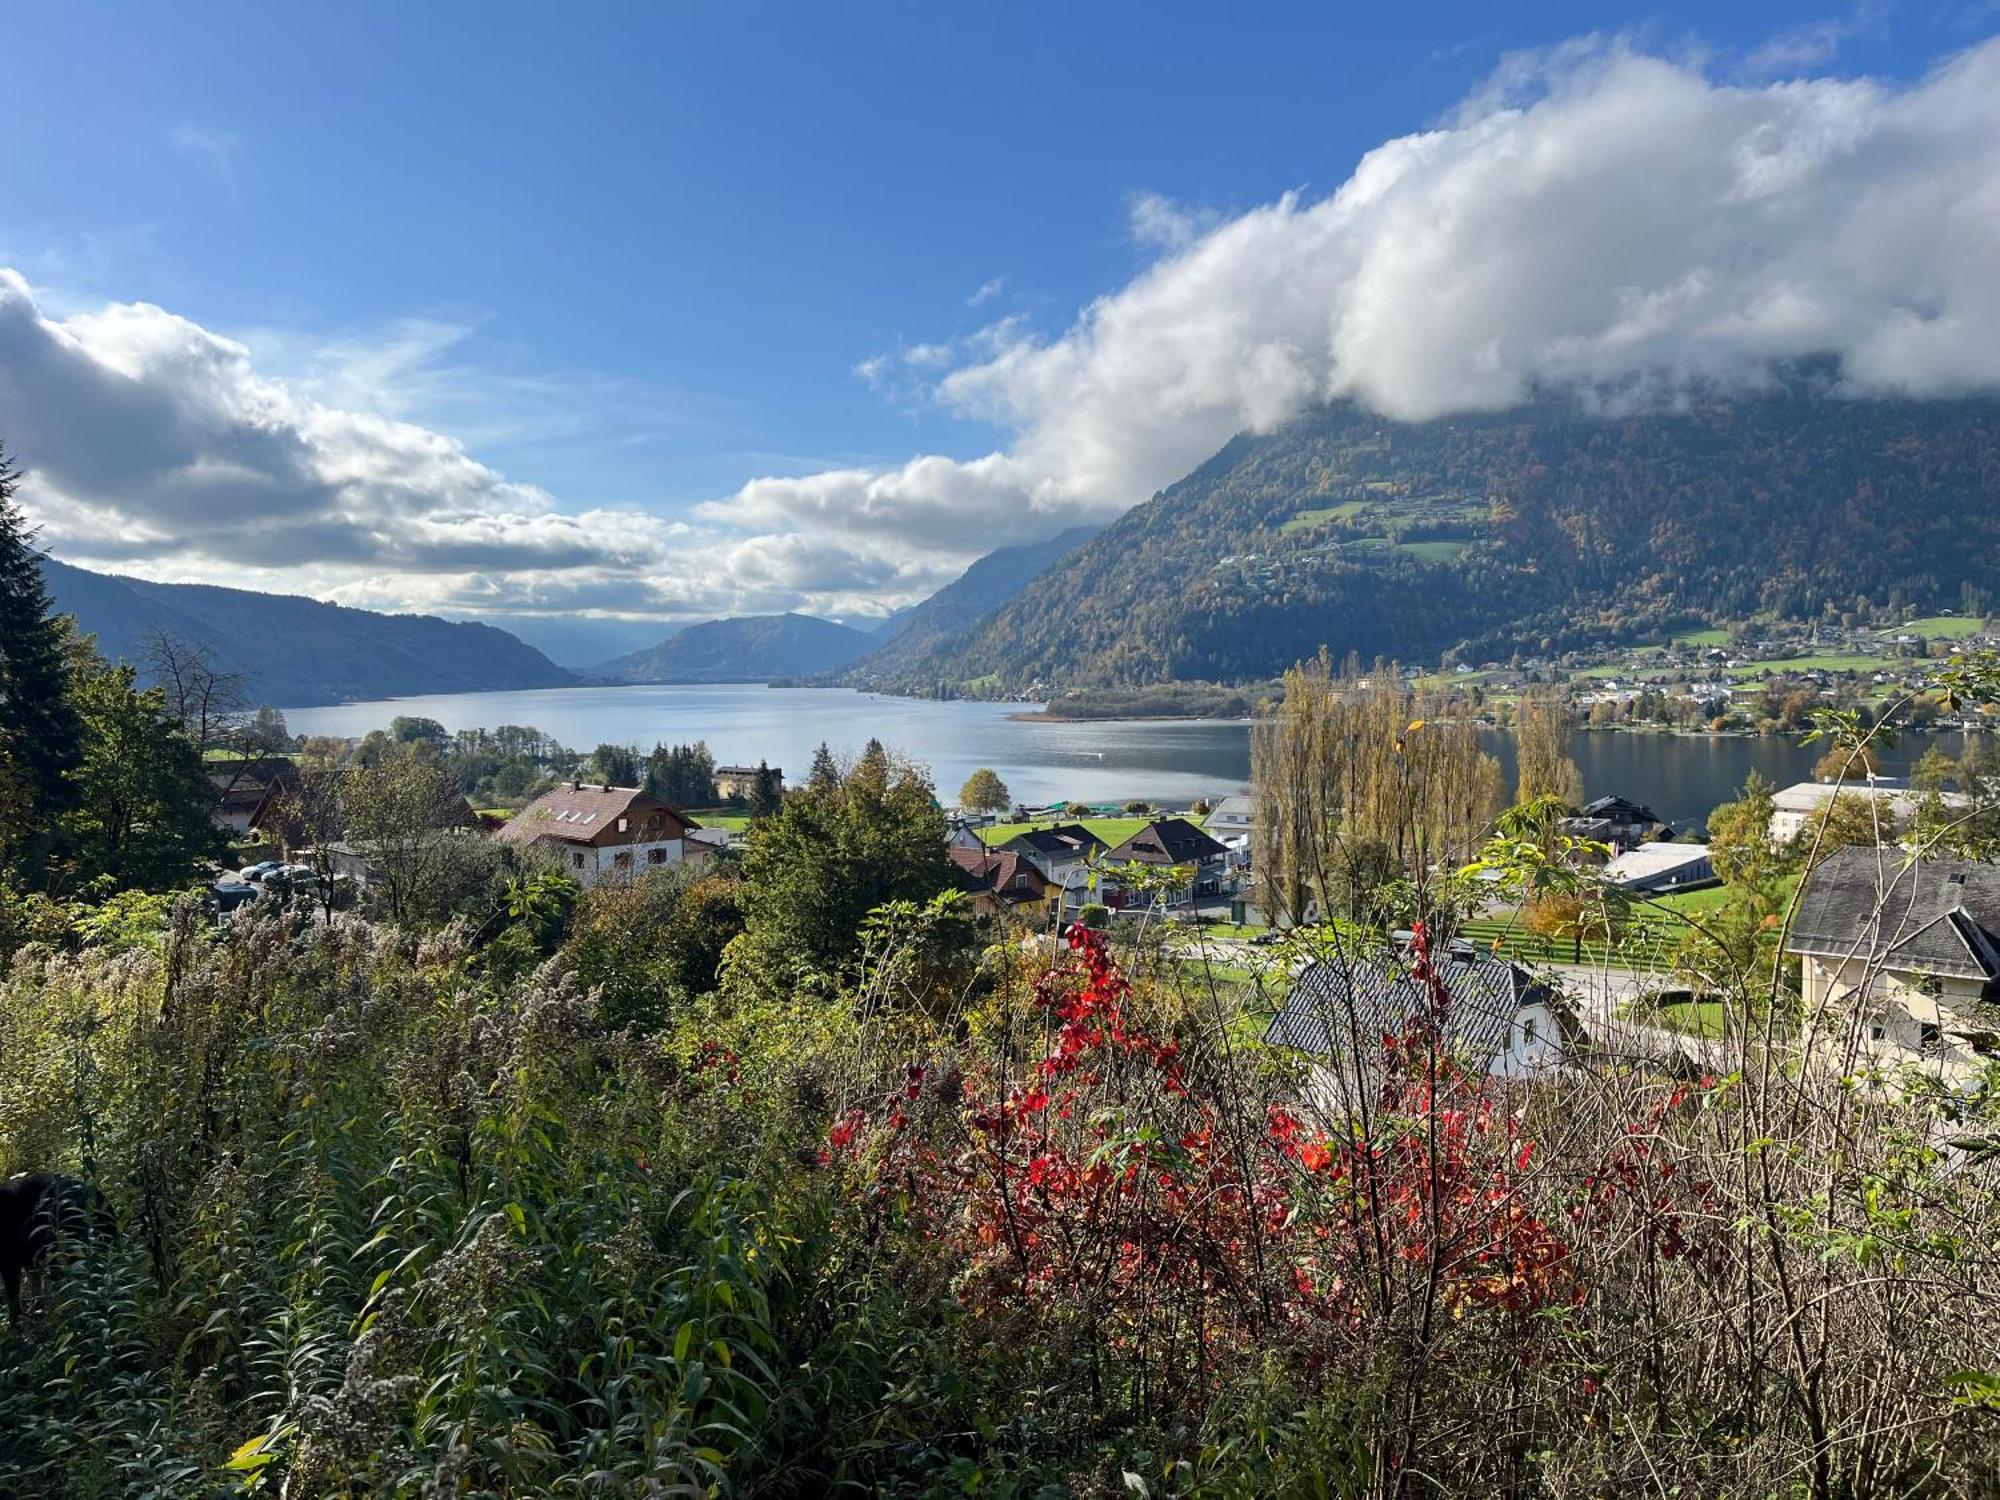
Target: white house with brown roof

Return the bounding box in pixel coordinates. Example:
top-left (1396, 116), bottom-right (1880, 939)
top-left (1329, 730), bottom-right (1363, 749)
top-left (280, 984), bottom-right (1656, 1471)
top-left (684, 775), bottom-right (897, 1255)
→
top-left (497, 782), bottom-right (703, 886)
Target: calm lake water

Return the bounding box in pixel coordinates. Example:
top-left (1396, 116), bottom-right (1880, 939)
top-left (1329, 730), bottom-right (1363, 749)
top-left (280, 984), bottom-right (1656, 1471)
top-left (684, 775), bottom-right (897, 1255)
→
top-left (286, 683), bottom-right (1970, 826)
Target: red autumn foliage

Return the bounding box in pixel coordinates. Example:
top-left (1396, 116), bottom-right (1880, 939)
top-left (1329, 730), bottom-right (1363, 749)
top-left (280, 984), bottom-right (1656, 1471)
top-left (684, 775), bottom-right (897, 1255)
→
top-left (819, 920), bottom-right (1699, 1413)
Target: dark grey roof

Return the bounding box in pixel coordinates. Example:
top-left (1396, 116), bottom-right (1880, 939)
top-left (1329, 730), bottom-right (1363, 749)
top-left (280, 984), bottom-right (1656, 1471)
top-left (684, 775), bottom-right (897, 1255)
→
top-left (1582, 795), bottom-right (1662, 823)
top-left (1001, 823), bottom-right (1108, 858)
top-left (1106, 817), bottom-right (1228, 866)
top-left (1263, 949), bottom-right (1548, 1062)
top-left (1787, 846), bottom-right (2000, 982)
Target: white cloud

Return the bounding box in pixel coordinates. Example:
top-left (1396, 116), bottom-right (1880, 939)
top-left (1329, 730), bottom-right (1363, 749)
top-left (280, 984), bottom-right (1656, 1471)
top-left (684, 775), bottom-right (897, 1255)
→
top-left (1743, 3), bottom-right (1886, 77)
top-left (19, 35), bottom-right (2000, 634)
top-left (704, 36), bottom-right (2000, 571)
top-left (968, 276), bottom-right (1006, 308)
top-left (170, 123), bottom-right (239, 190)
top-left (1127, 191), bottom-right (1220, 252)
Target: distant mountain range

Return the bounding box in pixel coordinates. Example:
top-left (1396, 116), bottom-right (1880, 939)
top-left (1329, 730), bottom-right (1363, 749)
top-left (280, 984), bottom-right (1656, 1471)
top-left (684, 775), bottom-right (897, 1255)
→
top-left (836, 525), bottom-right (1101, 686)
top-left (40, 556), bottom-right (575, 707)
top-left (478, 613), bottom-right (676, 669)
top-left (593, 612), bottom-right (877, 684)
top-left (57, 372), bottom-right (1983, 709)
top-left (590, 528), bottom-right (1105, 686)
top-left (901, 374), bottom-right (2000, 691)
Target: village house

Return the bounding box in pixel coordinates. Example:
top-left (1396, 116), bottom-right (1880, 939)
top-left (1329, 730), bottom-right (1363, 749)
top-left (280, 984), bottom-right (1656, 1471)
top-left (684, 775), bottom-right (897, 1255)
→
top-left (946, 845), bottom-right (1052, 919)
top-left (1264, 941), bottom-right (1574, 1083)
top-left (496, 782), bottom-right (703, 887)
top-left (1768, 777), bottom-right (1970, 843)
top-left (207, 756), bottom-right (297, 837)
top-left (713, 764), bottom-right (781, 801)
top-left (1103, 816), bottom-right (1233, 902)
top-left (1560, 795), bottom-right (1668, 852)
top-left (1204, 793), bottom-right (1255, 840)
top-left (997, 823), bottom-right (1110, 897)
top-left (1786, 846), bottom-right (2000, 1083)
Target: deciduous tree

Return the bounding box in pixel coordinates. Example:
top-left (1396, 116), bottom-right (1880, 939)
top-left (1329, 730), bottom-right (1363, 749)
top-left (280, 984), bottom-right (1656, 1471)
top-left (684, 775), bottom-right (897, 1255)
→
top-left (958, 767), bottom-right (1011, 813)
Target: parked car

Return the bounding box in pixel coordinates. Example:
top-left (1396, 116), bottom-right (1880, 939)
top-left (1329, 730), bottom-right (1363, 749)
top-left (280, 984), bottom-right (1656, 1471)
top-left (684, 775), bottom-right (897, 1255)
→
top-left (264, 864), bottom-right (325, 896)
top-left (237, 860), bottom-right (284, 884)
top-left (211, 879), bottom-right (259, 916)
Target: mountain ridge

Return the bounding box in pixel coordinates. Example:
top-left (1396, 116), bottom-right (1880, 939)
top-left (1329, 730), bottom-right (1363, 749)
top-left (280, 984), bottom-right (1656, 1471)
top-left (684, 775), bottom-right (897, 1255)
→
top-left (593, 611), bottom-right (875, 683)
top-left (838, 525), bottom-right (1102, 686)
top-left (903, 379), bottom-right (2000, 691)
top-left (40, 556), bottom-right (576, 707)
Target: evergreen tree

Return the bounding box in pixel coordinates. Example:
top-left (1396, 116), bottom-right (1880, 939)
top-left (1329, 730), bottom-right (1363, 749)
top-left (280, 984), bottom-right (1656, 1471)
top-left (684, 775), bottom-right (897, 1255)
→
top-left (588, 742), bottom-right (642, 787)
top-left (750, 760), bottom-right (783, 816)
top-left (736, 746), bottom-right (950, 988)
top-left (807, 741), bottom-right (840, 792)
top-left (0, 444), bottom-right (83, 829)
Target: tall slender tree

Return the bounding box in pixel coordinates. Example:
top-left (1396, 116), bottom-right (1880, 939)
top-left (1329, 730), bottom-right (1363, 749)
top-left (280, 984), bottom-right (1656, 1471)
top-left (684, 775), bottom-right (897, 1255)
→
top-left (0, 443), bottom-right (83, 829)
top-left (1515, 690), bottom-right (1583, 808)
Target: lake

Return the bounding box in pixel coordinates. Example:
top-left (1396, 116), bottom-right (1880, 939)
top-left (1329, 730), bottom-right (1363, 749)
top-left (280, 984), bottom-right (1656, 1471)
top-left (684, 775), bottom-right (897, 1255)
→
top-left (286, 683), bottom-right (1970, 827)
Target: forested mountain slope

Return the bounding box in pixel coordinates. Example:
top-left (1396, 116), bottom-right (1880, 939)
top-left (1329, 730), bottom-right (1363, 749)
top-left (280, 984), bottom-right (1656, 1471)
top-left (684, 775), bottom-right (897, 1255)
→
top-left (595, 611), bottom-right (875, 683)
top-left (41, 557), bottom-right (574, 706)
top-left (841, 524), bottom-right (1100, 685)
top-left (916, 375), bottom-right (2000, 689)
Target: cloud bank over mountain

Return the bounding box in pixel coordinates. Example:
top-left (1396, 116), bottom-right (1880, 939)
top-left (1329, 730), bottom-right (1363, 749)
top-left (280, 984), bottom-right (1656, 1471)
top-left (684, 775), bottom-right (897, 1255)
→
top-left (9, 34), bottom-right (2000, 625)
top-left (706, 36), bottom-right (2000, 560)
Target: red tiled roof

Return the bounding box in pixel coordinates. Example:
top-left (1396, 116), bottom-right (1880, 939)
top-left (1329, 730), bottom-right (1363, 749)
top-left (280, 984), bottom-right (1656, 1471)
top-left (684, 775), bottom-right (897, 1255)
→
top-left (948, 845), bottom-right (1048, 901)
top-left (497, 783), bottom-right (695, 848)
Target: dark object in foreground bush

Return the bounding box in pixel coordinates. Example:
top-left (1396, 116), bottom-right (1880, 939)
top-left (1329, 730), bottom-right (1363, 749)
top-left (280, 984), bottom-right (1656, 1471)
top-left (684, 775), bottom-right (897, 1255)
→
top-left (0, 1174), bottom-right (113, 1324)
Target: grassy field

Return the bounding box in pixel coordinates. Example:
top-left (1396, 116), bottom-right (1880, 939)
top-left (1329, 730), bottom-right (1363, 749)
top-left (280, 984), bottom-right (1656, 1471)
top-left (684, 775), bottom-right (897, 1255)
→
top-left (1279, 500), bottom-right (1367, 534)
top-left (1396, 539), bottom-right (1469, 564)
top-left (1645, 883), bottom-right (1737, 920)
top-left (1884, 615), bottom-right (1985, 640)
top-left (980, 816), bottom-right (1160, 848)
top-left (1672, 627), bottom-right (1729, 647)
top-left (1726, 652), bottom-right (1883, 679)
top-left (1458, 917), bottom-right (1681, 972)
top-left (688, 812), bottom-right (753, 832)
top-left (1649, 1000), bottom-right (1729, 1038)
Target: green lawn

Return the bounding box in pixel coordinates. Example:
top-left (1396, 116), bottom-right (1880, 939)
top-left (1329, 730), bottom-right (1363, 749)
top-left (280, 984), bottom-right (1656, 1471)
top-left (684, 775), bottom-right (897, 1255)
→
top-left (1672, 627), bottom-right (1729, 647)
top-left (1279, 500), bottom-right (1367, 534)
top-left (1644, 883), bottom-right (1735, 920)
top-left (1884, 615), bottom-right (1985, 640)
top-left (690, 812), bottom-right (752, 832)
top-left (1726, 653), bottom-right (1882, 679)
top-left (1650, 1000), bottom-right (1729, 1039)
top-left (1396, 539), bottom-right (1468, 564)
top-left (981, 816), bottom-right (1158, 849)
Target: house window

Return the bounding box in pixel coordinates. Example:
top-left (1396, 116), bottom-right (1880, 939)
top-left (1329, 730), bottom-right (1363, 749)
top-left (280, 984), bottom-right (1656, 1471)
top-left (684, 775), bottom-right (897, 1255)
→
top-left (618, 816), bottom-right (629, 833)
top-left (613, 851), bottom-right (633, 870)
top-left (1522, 1017), bottom-right (1539, 1044)
top-left (648, 848), bottom-right (666, 864)
top-left (1869, 1024), bottom-right (1885, 1042)
top-left (1919, 1023), bottom-right (1942, 1051)
top-left (1917, 975), bottom-right (1943, 999)
top-left (572, 852), bottom-right (585, 869)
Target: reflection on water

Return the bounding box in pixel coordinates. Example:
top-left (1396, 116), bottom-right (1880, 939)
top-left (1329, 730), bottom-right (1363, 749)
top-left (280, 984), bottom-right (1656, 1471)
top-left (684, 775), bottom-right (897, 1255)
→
top-left (287, 683), bottom-right (1969, 825)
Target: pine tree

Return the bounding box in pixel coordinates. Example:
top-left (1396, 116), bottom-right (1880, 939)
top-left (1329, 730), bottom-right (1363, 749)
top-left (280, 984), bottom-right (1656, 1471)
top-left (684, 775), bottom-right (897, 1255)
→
top-left (0, 443), bottom-right (83, 823)
top-left (807, 742), bottom-right (840, 793)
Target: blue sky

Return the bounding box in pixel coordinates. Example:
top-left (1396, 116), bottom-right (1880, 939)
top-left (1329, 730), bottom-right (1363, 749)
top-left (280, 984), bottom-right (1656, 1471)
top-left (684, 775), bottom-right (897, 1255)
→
top-left (5, 2), bottom-right (1999, 658)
